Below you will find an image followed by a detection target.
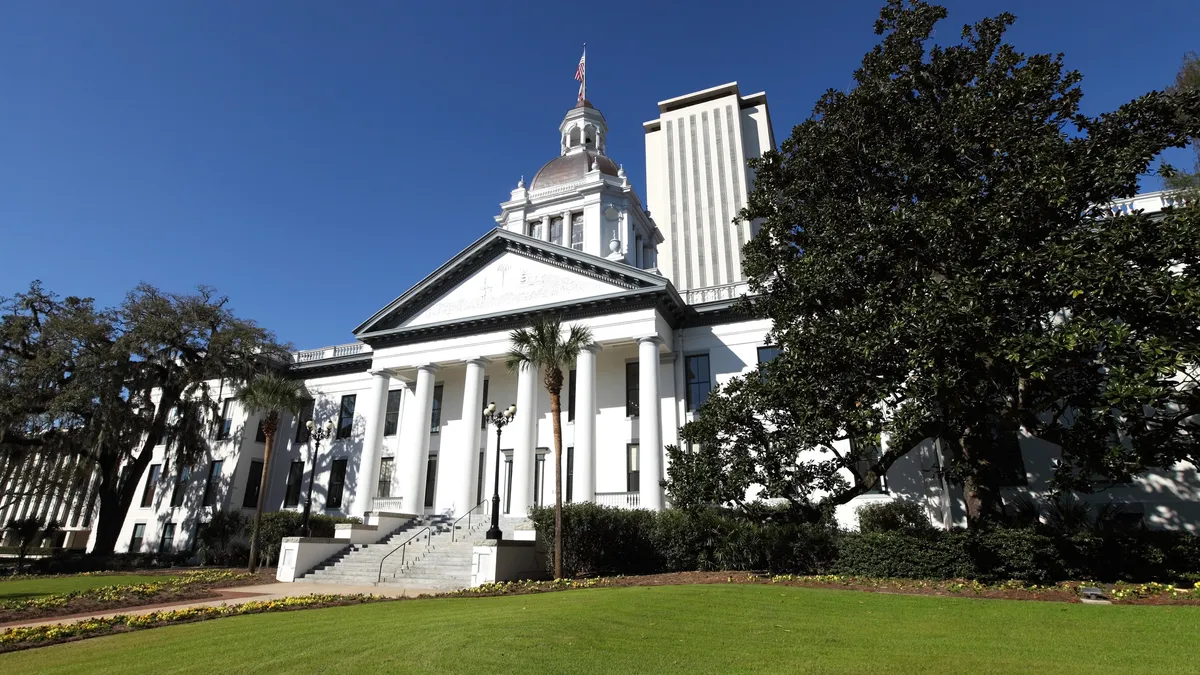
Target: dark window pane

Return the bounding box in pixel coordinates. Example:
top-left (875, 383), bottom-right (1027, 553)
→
top-left (141, 464), bottom-right (161, 508)
top-left (284, 461), bottom-right (305, 507)
top-left (242, 460), bottom-right (264, 508)
top-left (130, 523), bottom-right (145, 552)
top-left (430, 385), bottom-right (444, 433)
top-left (625, 362), bottom-right (639, 417)
top-left (568, 370), bottom-right (576, 422)
top-left (627, 444), bottom-right (640, 493)
top-left (295, 400), bottom-right (315, 443)
top-left (216, 400), bottom-right (233, 440)
top-left (383, 390), bottom-right (403, 436)
top-left (757, 346), bottom-right (781, 365)
top-left (566, 447), bottom-right (574, 503)
top-left (337, 395), bottom-right (356, 439)
top-left (480, 379), bottom-right (489, 429)
top-left (255, 420), bottom-right (266, 443)
top-left (170, 467), bottom-right (190, 508)
top-left (424, 456), bottom-right (438, 508)
top-left (685, 354), bottom-right (711, 412)
top-left (327, 459), bottom-right (347, 509)
top-left (202, 460), bottom-right (223, 507)
top-left (377, 457), bottom-right (393, 499)
top-left (851, 437), bottom-right (888, 494)
top-left (159, 522), bottom-right (175, 553)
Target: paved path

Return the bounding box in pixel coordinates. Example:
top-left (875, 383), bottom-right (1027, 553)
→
top-left (0, 582), bottom-right (437, 630)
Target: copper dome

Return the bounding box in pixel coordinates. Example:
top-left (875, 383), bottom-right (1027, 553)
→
top-left (529, 152), bottom-right (619, 191)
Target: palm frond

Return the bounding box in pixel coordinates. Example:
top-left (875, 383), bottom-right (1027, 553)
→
top-left (234, 371), bottom-right (310, 416)
top-left (504, 315), bottom-right (594, 373)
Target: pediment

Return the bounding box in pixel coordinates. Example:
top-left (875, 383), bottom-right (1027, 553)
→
top-left (401, 252), bottom-right (628, 328)
top-left (354, 230), bottom-right (674, 339)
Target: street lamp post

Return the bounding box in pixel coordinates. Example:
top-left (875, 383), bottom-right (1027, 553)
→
top-left (301, 419), bottom-right (335, 538)
top-left (484, 401), bottom-right (516, 540)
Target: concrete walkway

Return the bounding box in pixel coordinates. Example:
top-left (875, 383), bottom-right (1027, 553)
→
top-left (1, 582), bottom-right (438, 630)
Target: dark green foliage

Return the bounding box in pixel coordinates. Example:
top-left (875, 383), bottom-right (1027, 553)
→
top-left (669, 0), bottom-right (1200, 526)
top-left (252, 511), bottom-right (360, 568)
top-left (537, 505), bottom-right (1200, 583)
top-left (196, 510), bottom-right (250, 567)
top-left (856, 500), bottom-right (935, 534)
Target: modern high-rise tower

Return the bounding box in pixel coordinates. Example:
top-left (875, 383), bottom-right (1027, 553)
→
top-left (643, 83), bottom-right (774, 293)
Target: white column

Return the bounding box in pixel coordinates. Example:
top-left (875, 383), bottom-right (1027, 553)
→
top-left (510, 361), bottom-right (537, 516)
top-left (541, 215), bottom-right (552, 243)
top-left (574, 344), bottom-right (599, 503)
top-left (448, 358), bottom-right (487, 516)
top-left (397, 364), bottom-right (438, 514)
top-left (638, 337), bottom-right (664, 510)
top-left (352, 369), bottom-right (391, 517)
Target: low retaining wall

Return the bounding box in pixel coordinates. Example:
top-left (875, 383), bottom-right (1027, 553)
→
top-left (276, 537), bottom-right (349, 583)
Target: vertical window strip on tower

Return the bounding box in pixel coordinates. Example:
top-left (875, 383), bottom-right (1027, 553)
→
top-left (665, 120), bottom-right (682, 287)
top-left (689, 113), bottom-right (707, 288)
top-left (701, 110), bottom-right (726, 286)
top-left (713, 107), bottom-right (734, 281)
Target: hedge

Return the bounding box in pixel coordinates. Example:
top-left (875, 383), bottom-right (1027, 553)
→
top-left (530, 504), bottom-right (1200, 584)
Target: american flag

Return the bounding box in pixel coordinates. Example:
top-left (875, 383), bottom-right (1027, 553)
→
top-left (575, 47), bottom-right (586, 101)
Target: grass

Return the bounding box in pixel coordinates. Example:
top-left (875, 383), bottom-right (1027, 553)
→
top-left (2, 584), bottom-right (1196, 674)
top-left (0, 575), bottom-right (176, 602)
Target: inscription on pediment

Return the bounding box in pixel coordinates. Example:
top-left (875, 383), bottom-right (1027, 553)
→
top-left (401, 253), bottom-right (627, 328)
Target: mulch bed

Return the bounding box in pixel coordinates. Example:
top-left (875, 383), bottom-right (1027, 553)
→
top-left (0, 570), bottom-right (276, 625)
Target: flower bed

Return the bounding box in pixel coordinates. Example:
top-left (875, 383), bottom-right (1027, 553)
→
top-left (0, 569), bottom-right (267, 623)
top-left (443, 571), bottom-right (1200, 604)
top-left (0, 594), bottom-right (390, 653)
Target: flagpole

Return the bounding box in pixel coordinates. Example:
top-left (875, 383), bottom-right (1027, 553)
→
top-left (581, 43), bottom-right (586, 101)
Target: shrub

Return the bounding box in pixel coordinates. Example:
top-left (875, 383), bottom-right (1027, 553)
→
top-left (856, 499), bottom-right (935, 534)
top-left (835, 532), bottom-right (974, 579)
top-left (252, 512), bottom-right (361, 568)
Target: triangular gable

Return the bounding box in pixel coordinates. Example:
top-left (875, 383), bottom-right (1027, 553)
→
top-left (401, 251), bottom-right (628, 328)
top-left (354, 229), bottom-right (671, 338)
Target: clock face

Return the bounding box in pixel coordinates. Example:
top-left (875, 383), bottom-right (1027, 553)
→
top-left (604, 205), bottom-right (619, 221)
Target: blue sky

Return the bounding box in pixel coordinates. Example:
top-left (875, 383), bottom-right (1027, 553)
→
top-left (2, 1), bottom-right (1197, 349)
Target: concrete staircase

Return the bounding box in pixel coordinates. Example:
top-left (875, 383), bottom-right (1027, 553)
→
top-left (299, 513), bottom-right (525, 591)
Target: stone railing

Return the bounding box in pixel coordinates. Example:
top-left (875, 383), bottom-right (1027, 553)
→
top-left (682, 281), bottom-right (750, 306)
top-left (293, 342), bottom-right (369, 363)
top-left (1107, 190), bottom-right (1189, 217)
top-left (595, 491), bottom-right (641, 509)
top-left (371, 497), bottom-right (406, 515)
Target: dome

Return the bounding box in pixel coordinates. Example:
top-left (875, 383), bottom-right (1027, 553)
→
top-left (529, 152), bottom-right (619, 191)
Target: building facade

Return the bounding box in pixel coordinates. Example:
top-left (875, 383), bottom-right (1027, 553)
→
top-left (3, 89), bottom-right (1197, 558)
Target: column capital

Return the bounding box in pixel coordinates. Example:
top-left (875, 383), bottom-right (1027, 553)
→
top-left (580, 342), bottom-right (603, 354)
top-left (416, 363), bottom-right (441, 374)
top-left (368, 368), bottom-right (392, 378)
top-left (636, 335), bottom-right (663, 347)
top-left (464, 357), bottom-right (491, 367)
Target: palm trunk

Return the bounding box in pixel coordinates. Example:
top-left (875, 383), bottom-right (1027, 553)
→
top-left (549, 391), bottom-right (564, 580)
top-left (247, 430), bottom-right (274, 572)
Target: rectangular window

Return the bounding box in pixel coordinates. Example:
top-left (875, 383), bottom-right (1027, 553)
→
top-left (570, 213), bottom-right (584, 250)
top-left (377, 457), bottom-right (394, 498)
top-left (255, 419), bottom-right (266, 443)
top-left (424, 455), bottom-right (438, 508)
top-left (140, 464), bottom-right (161, 508)
top-left (503, 453), bottom-right (513, 514)
top-left (480, 379), bottom-right (489, 429)
top-left (851, 437), bottom-right (888, 494)
top-left (216, 400), bottom-right (234, 440)
top-left (159, 522), bottom-right (175, 553)
top-left (626, 444), bottom-right (640, 493)
top-left (383, 390), bottom-right (403, 436)
top-left (430, 385), bottom-right (444, 433)
top-left (295, 399), bottom-right (314, 443)
top-left (533, 451), bottom-right (546, 508)
top-left (129, 523), bottom-right (146, 552)
top-left (202, 460), bottom-right (223, 507)
top-left (625, 362), bottom-right (639, 417)
top-left (337, 394), bottom-right (356, 440)
top-left (568, 369), bottom-right (577, 422)
top-left (757, 346), bottom-right (781, 365)
top-left (566, 446), bottom-right (574, 503)
top-left (685, 354), bottom-right (711, 412)
top-left (326, 458), bottom-right (348, 509)
top-left (170, 466), bottom-right (190, 508)
top-left (527, 221), bottom-right (543, 239)
top-left (476, 450), bottom-right (486, 505)
top-left (284, 461), bottom-right (305, 508)
top-left (242, 460), bottom-right (264, 508)
top-left (550, 217), bottom-right (563, 245)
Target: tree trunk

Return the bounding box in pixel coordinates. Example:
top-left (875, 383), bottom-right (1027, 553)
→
top-left (957, 429), bottom-right (1003, 527)
top-left (90, 449), bottom-right (153, 556)
top-left (247, 430), bottom-right (275, 572)
top-left (549, 390), bottom-right (564, 580)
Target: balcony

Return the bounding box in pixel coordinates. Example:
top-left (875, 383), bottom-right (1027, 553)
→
top-left (595, 491), bottom-right (641, 509)
top-left (1106, 190), bottom-right (1189, 217)
top-left (682, 281), bottom-right (749, 306)
top-left (371, 497), bottom-right (406, 515)
top-left (293, 342), bottom-right (370, 364)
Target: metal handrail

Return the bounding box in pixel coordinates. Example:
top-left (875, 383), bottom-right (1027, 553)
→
top-left (451, 501), bottom-right (489, 542)
top-left (376, 525), bottom-right (433, 584)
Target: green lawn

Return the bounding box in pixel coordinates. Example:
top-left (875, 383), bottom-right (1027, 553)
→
top-left (0, 575), bottom-right (176, 602)
top-left (2, 584), bottom-right (1196, 674)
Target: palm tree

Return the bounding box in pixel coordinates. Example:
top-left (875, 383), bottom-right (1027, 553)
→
top-left (236, 371), bottom-right (310, 572)
top-left (506, 315), bottom-right (593, 579)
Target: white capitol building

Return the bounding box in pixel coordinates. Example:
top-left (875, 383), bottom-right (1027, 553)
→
top-left (4, 80), bottom-right (1196, 586)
